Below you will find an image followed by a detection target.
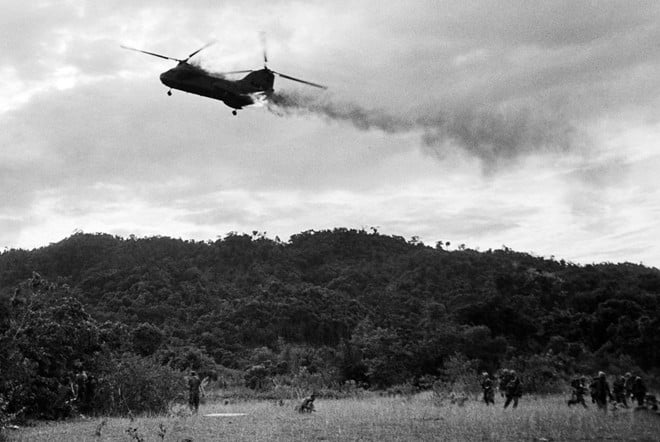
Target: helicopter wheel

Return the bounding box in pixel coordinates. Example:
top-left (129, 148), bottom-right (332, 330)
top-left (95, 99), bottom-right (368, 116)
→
top-left (232, 110), bottom-right (237, 116)
top-left (167, 90), bottom-right (172, 96)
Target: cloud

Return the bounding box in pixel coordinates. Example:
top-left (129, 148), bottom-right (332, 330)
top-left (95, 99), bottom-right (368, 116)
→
top-left (0, 216), bottom-right (27, 249)
top-left (0, 72), bottom-right (429, 230)
top-left (434, 1), bottom-right (660, 47)
top-left (565, 156), bottom-right (631, 189)
top-left (386, 208), bottom-right (524, 240)
top-left (2, 1), bottom-right (660, 266)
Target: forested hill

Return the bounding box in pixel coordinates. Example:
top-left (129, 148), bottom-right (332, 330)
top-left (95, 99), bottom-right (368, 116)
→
top-left (1, 229), bottom-right (659, 386)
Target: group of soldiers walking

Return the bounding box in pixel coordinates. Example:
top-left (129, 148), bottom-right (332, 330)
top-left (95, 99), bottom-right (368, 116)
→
top-left (480, 369), bottom-right (522, 408)
top-left (186, 368), bottom-right (656, 415)
top-left (481, 369), bottom-right (657, 412)
top-left (569, 371), bottom-right (657, 411)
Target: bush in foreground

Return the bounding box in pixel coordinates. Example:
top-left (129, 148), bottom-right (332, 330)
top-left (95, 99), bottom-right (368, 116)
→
top-left (94, 353), bottom-right (185, 416)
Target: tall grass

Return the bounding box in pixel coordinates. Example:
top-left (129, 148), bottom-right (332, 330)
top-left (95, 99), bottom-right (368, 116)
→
top-left (8, 392), bottom-right (660, 441)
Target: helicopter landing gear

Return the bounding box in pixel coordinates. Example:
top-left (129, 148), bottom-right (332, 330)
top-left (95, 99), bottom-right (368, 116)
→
top-left (167, 89), bottom-right (172, 96)
top-left (232, 110), bottom-right (237, 116)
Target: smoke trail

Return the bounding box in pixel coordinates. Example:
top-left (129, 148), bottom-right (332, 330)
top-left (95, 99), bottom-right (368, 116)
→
top-left (268, 91), bottom-right (414, 133)
top-left (268, 91), bottom-right (576, 169)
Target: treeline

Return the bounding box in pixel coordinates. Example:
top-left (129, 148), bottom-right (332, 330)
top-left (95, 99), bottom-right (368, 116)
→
top-left (1, 229), bottom-right (659, 418)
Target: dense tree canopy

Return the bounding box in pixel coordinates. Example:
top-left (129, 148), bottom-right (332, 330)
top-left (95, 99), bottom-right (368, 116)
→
top-left (1, 229), bottom-right (659, 418)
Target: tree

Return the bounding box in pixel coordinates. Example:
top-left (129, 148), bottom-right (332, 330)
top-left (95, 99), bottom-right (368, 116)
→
top-left (349, 318), bottom-right (412, 387)
top-left (0, 279), bottom-right (103, 418)
top-left (131, 323), bottom-right (165, 356)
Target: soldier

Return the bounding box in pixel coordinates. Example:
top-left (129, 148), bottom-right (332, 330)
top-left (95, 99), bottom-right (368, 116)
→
top-left (568, 376), bottom-right (588, 408)
top-left (624, 372), bottom-right (634, 399)
top-left (188, 370), bottom-right (202, 413)
top-left (612, 375), bottom-right (628, 408)
top-left (481, 372), bottom-right (495, 405)
top-left (588, 376), bottom-right (597, 404)
top-left (631, 376), bottom-right (647, 408)
top-left (298, 393), bottom-right (316, 413)
top-left (592, 371), bottom-right (614, 411)
top-left (85, 373), bottom-right (96, 411)
top-left (499, 369), bottom-right (512, 398)
top-left (503, 370), bottom-right (522, 409)
top-left (74, 370), bottom-right (88, 410)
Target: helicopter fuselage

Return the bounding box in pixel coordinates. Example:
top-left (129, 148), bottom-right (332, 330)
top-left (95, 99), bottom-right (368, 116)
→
top-left (159, 63), bottom-right (274, 110)
top-left (122, 41), bottom-right (325, 114)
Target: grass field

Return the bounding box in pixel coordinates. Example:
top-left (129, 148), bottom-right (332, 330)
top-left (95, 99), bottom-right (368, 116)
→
top-left (7, 392), bottom-right (660, 441)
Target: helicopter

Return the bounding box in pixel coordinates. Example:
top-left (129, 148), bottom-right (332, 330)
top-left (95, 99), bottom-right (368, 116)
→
top-left (120, 40), bottom-right (326, 115)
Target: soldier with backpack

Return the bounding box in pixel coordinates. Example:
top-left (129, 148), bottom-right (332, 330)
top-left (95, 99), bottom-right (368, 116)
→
top-left (481, 372), bottom-right (495, 405)
top-left (568, 376), bottom-right (588, 408)
top-left (188, 371), bottom-right (202, 413)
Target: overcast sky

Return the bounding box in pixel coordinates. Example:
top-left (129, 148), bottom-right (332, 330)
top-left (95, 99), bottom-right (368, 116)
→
top-left (2, 0), bottom-right (660, 267)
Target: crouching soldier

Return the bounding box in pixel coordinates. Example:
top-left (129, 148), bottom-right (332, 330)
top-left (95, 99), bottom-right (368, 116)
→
top-left (298, 393), bottom-right (316, 413)
top-left (644, 393), bottom-right (658, 412)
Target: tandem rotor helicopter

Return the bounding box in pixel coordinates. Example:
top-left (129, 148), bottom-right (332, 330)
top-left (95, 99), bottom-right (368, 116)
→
top-left (121, 38), bottom-right (327, 115)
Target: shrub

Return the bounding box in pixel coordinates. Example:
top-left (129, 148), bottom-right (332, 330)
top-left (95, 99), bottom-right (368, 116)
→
top-left (440, 353), bottom-right (481, 395)
top-left (505, 353), bottom-right (564, 394)
top-left (0, 395), bottom-right (16, 441)
top-left (94, 353), bottom-right (185, 416)
top-left (244, 365), bottom-right (269, 390)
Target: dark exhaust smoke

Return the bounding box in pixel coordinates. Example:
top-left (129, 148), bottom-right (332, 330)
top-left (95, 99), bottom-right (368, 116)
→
top-left (268, 91), bottom-right (414, 134)
top-left (268, 91), bottom-right (576, 169)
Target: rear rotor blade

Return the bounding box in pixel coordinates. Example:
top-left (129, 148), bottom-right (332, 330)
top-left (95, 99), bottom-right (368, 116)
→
top-left (260, 31), bottom-right (268, 66)
top-left (219, 69), bottom-right (255, 75)
top-left (120, 45), bottom-right (182, 62)
top-left (183, 40), bottom-right (218, 63)
top-left (273, 71), bottom-right (327, 89)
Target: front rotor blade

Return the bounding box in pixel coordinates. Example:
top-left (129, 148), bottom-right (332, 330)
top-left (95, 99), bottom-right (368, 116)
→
top-left (120, 45), bottom-right (182, 62)
top-left (273, 71), bottom-right (327, 89)
top-left (184, 40), bottom-right (217, 62)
